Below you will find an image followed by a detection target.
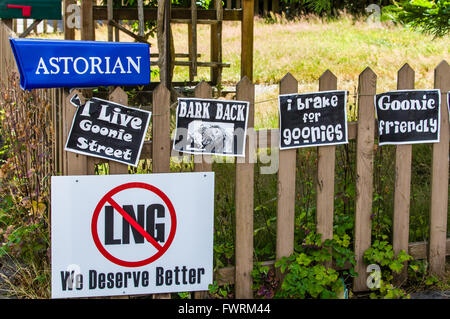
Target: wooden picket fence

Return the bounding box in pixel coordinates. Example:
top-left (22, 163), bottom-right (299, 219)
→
top-left (1, 21), bottom-right (449, 298)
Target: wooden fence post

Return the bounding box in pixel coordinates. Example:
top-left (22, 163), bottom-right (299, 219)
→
top-left (241, 0), bottom-right (254, 81)
top-left (109, 87), bottom-right (129, 175)
top-left (276, 73), bottom-right (298, 262)
top-left (429, 60), bottom-right (450, 277)
top-left (193, 81), bottom-right (213, 299)
top-left (193, 81), bottom-right (213, 172)
top-left (235, 76), bottom-right (255, 298)
top-left (81, 0), bottom-right (95, 41)
top-left (353, 67), bottom-right (377, 292)
top-left (150, 83), bottom-right (172, 300)
top-left (316, 70), bottom-right (338, 243)
top-left (63, 0), bottom-right (76, 40)
top-left (63, 90), bottom-right (88, 175)
top-left (152, 84), bottom-right (171, 173)
top-left (393, 63), bottom-right (414, 283)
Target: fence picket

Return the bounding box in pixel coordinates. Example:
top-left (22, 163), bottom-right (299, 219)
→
top-left (193, 81), bottom-right (213, 299)
top-left (108, 87), bottom-right (130, 175)
top-left (152, 84), bottom-right (172, 173)
top-left (193, 81), bottom-right (213, 172)
top-left (393, 63), bottom-right (415, 283)
top-left (276, 73), bottom-right (298, 262)
top-left (429, 60), bottom-right (450, 276)
top-left (235, 76), bottom-right (255, 298)
top-left (316, 70), bottom-right (338, 243)
top-left (353, 67), bottom-right (377, 292)
top-left (63, 90), bottom-right (89, 175)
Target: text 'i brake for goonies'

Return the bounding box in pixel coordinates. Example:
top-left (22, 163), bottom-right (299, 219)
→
top-left (279, 90), bottom-right (349, 149)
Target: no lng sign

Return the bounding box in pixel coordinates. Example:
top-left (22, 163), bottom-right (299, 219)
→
top-left (51, 173), bottom-right (214, 298)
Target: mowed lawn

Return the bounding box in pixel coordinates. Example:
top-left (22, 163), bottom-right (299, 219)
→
top-left (36, 15), bottom-right (449, 129)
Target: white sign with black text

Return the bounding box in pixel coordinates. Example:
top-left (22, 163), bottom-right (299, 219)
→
top-left (279, 90), bottom-right (348, 149)
top-left (173, 98), bottom-right (250, 157)
top-left (51, 172), bottom-right (214, 298)
top-left (375, 89), bottom-right (441, 145)
top-left (65, 95), bottom-right (151, 167)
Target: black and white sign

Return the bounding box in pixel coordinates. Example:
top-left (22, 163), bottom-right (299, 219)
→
top-left (375, 90), bottom-right (440, 145)
top-left (51, 172), bottom-right (214, 298)
top-left (65, 95), bottom-right (151, 167)
top-left (279, 90), bottom-right (348, 149)
top-left (173, 98), bottom-right (250, 157)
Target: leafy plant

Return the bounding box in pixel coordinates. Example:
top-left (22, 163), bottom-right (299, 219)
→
top-left (384, 0), bottom-right (450, 37)
top-left (251, 262), bottom-right (278, 298)
top-left (208, 280), bottom-right (234, 298)
top-left (363, 236), bottom-right (413, 299)
top-left (252, 232), bottom-right (356, 299)
top-left (0, 72), bottom-right (53, 298)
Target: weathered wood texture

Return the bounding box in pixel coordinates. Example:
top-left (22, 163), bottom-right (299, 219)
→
top-left (235, 77), bottom-right (255, 298)
top-left (393, 63), bottom-right (414, 284)
top-left (316, 70), bottom-right (338, 242)
top-left (353, 67), bottom-right (377, 292)
top-left (276, 73), bottom-right (298, 261)
top-left (429, 61), bottom-right (450, 277)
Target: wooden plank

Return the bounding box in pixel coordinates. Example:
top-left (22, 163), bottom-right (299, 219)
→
top-left (235, 77), bottom-right (255, 298)
top-left (210, 0), bottom-right (223, 86)
top-left (192, 81), bottom-right (213, 299)
top-left (163, 0), bottom-right (172, 89)
top-left (276, 73), bottom-right (298, 262)
top-left (81, 0), bottom-right (95, 41)
top-left (316, 70), bottom-right (337, 242)
top-left (107, 0), bottom-right (113, 41)
top-left (92, 7), bottom-right (242, 21)
top-left (63, 0), bottom-right (76, 41)
top-left (108, 87), bottom-right (129, 175)
top-left (429, 60), bottom-right (450, 277)
top-left (152, 84), bottom-right (171, 173)
top-left (241, 0), bottom-right (254, 81)
top-left (191, 0), bottom-right (198, 78)
top-left (188, 23), bottom-right (194, 81)
top-left (108, 20), bottom-right (150, 44)
top-left (410, 238), bottom-right (450, 260)
top-left (393, 63), bottom-right (414, 283)
top-left (137, 0), bottom-right (145, 37)
top-left (63, 90), bottom-right (88, 175)
top-left (149, 84), bottom-right (171, 301)
top-left (19, 19), bottom-right (42, 38)
top-left (193, 81), bottom-right (213, 172)
top-left (353, 67), bottom-right (377, 292)
top-left (271, 0), bottom-right (279, 13)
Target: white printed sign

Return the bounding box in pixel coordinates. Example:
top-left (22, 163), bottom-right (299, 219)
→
top-left (51, 172), bottom-right (214, 298)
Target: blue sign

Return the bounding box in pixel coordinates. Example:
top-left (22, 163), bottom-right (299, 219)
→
top-left (9, 38), bottom-right (151, 90)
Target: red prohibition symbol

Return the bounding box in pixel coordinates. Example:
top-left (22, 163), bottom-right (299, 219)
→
top-left (91, 182), bottom-right (177, 267)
